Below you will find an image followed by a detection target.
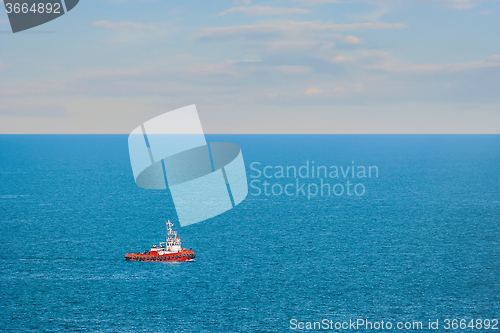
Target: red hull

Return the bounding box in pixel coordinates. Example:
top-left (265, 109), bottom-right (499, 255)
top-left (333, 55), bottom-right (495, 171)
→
top-left (125, 249), bottom-right (195, 262)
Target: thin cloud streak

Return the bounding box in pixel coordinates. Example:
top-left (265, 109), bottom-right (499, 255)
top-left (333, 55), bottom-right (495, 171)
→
top-left (220, 6), bottom-right (311, 16)
top-left (367, 55), bottom-right (500, 73)
top-left (292, 0), bottom-right (339, 5)
top-left (292, 0), bottom-right (500, 9)
top-left (92, 20), bottom-right (157, 31)
top-left (197, 21), bottom-right (407, 39)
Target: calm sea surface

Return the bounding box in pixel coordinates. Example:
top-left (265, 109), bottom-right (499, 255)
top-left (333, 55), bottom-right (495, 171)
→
top-left (1, 135), bottom-right (499, 332)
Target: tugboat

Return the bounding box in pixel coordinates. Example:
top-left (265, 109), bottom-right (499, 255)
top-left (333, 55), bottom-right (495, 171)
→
top-left (125, 220), bottom-right (196, 262)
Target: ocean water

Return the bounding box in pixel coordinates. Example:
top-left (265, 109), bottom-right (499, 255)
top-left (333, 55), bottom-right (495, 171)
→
top-left (0, 135), bottom-right (499, 332)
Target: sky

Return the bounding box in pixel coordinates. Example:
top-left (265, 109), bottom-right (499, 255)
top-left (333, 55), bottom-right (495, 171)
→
top-left (0, 0), bottom-right (499, 134)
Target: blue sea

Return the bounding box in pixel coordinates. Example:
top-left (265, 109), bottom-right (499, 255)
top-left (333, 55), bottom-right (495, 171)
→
top-left (1, 135), bottom-right (499, 332)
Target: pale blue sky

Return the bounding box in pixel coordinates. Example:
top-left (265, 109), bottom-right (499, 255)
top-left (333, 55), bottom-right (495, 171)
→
top-left (0, 0), bottom-right (499, 133)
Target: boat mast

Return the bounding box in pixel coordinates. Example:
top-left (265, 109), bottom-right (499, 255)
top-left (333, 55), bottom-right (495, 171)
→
top-left (166, 220), bottom-right (173, 244)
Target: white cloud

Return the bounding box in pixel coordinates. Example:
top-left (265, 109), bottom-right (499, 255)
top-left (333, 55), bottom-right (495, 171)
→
top-left (91, 20), bottom-right (170, 43)
top-left (270, 65), bottom-right (311, 74)
top-left (292, 0), bottom-right (500, 9)
top-left (332, 55), bottom-right (356, 63)
top-left (402, 0), bottom-right (500, 9)
top-left (442, 0), bottom-right (484, 9)
top-left (197, 21), bottom-right (406, 39)
top-left (304, 84), bottom-right (364, 97)
top-left (175, 62), bottom-right (241, 77)
top-left (321, 50), bottom-right (500, 73)
top-left (261, 34), bottom-right (359, 53)
top-left (344, 35), bottom-right (362, 44)
top-left (92, 20), bottom-right (157, 31)
top-left (292, 0), bottom-right (339, 5)
top-left (220, 6), bottom-right (311, 16)
top-left (264, 40), bottom-right (322, 51)
top-left (350, 8), bottom-right (389, 21)
top-left (74, 61), bottom-right (242, 81)
top-left (367, 55), bottom-right (500, 73)
top-left (305, 87), bottom-right (323, 94)
top-left (389, 0), bottom-right (499, 9)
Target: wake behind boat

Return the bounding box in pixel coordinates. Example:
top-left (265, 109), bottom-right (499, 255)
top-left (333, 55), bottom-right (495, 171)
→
top-left (125, 220), bottom-right (196, 262)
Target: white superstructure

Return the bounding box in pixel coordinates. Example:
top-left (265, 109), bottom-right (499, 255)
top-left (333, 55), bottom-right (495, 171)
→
top-left (149, 220), bottom-right (182, 255)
